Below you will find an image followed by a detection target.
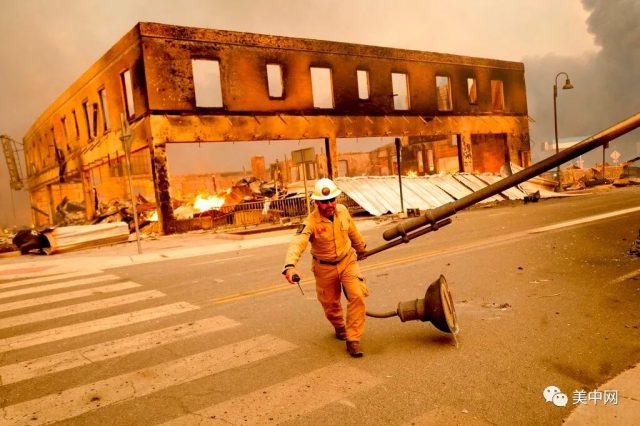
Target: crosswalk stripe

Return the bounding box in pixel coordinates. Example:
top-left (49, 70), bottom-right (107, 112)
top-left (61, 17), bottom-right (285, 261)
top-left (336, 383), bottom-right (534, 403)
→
top-left (0, 275), bottom-right (120, 300)
top-left (0, 282), bottom-right (141, 313)
top-left (1, 334), bottom-right (296, 425)
top-left (161, 363), bottom-right (383, 425)
top-left (0, 302), bottom-right (199, 354)
top-left (0, 271), bottom-right (102, 288)
top-left (0, 266), bottom-right (58, 280)
top-left (0, 290), bottom-right (166, 330)
top-left (0, 316), bottom-right (239, 385)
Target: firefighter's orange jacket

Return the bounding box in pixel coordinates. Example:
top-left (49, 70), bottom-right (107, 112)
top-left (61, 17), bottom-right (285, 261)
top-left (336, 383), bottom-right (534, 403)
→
top-left (284, 204), bottom-right (366, 267)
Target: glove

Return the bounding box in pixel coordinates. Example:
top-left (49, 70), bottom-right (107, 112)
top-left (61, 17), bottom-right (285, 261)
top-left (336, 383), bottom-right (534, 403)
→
top-left (284, 267), bottom-right (302, 284)
top-left (356, 251), bottom-right (368, 261)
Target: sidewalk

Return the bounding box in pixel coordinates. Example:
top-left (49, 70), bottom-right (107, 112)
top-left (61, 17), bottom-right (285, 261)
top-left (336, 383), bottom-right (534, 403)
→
top-left (564, 364), bottom-right (640, 424)
top-left (0, 227), bottom-right (294, 275)
top-left (0, 218), bottom-right (383, 274)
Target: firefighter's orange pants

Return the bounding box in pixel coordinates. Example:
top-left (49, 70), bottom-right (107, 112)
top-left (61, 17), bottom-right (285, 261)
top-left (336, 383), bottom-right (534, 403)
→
top-left (312, 252), bottom-right (368, 342)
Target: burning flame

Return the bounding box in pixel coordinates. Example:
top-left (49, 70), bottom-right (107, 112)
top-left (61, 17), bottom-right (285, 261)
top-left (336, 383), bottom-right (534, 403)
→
top-left (407, 170), bottom-right (418, 177)
top-left (193, 193), bottom-right (226, 212)
top-left (145, 188), bottom-right (231, 223)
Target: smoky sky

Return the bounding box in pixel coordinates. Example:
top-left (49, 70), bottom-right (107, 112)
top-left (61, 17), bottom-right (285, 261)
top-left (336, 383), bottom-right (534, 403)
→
top-left (525, 0), bottom-right (640, 159)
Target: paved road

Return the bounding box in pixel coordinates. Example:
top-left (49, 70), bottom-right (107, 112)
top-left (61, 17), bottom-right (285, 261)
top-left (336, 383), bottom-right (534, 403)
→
top-left (0, 186), bottom-right (639, 425)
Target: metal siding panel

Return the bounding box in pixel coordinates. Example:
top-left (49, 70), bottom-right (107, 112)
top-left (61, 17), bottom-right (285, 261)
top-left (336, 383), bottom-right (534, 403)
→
top-left (453, 174), bottom-right (505, 203)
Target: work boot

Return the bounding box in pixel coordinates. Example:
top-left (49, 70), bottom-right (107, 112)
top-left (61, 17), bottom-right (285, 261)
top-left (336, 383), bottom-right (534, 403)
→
top-left (346, 341), bottom-right (363, 358)
top-left (334, 326), bottom-right (347, 341)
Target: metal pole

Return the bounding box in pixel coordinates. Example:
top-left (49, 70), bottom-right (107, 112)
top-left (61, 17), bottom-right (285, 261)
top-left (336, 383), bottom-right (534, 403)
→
top-left (302, 162), bottom-right (310, 215)
top-left (120, 114), bottom-right (142, 255)
top-left (553, 72), bottom-right (574, 192)
top-left (395, 137), bottom-right (405, 214)
top-left (602, 144), bottom-right (606, 180)
top-left (553, 82), bottom-right (561, 192)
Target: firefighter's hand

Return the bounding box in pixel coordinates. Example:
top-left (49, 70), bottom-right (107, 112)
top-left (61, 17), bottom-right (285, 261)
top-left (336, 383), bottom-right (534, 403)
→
top-left (284, 268), bottom-right (301, 284)
top-left (356, 251), bottom-right (368, 261)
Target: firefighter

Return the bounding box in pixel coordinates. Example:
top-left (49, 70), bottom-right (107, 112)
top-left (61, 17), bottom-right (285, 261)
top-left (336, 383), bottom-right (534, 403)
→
top-left (282, 178), bottom-right (369, 357)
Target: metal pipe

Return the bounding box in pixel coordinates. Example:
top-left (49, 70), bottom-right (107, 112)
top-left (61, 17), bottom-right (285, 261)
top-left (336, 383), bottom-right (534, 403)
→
top-left (366, 309), bottom-right (398, 318)
top-left (383, 111), bottom-right (640, 241)
top-left (363, 218), bottom-right (452, 258)
top-left (395, 137), bottom-right (405, 214)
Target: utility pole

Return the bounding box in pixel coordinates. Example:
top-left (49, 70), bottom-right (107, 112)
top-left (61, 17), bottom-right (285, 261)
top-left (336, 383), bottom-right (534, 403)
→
top-left (120, 114), bottom-right (142, 254)
top-left (395, 137), bottom-right (405, 215)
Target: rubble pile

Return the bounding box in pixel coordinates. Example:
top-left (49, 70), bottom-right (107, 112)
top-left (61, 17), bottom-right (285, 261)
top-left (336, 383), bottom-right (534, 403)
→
top-left (0, 228), bottom-right (18, 253)
top-left (93, 195), bottom-right (156, 233)
top-left (53, 197), bottom-right (86, 226)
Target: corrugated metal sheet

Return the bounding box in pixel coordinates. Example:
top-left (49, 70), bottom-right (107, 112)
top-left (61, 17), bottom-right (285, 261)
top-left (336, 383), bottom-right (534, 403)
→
top-left (335, 173), bottom-right (549, 216)
top-left (473, 174), bottom-right (527, 200)
top-left (454, 174), bottom-right (511, 202)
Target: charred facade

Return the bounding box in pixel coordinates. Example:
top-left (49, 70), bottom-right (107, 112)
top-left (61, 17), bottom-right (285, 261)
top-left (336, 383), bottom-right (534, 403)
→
top-left (23, 22), bottom-right (530, 234)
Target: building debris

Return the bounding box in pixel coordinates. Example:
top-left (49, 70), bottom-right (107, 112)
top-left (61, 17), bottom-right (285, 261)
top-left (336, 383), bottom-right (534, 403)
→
top-left (11, 229), bottom-right (48, 255)
top-left (53, 197), bottom-right (87, 226)
top-left (41, 222), bottom-right (130, 255)
top-left (334, 172), bottom-right (569, 217)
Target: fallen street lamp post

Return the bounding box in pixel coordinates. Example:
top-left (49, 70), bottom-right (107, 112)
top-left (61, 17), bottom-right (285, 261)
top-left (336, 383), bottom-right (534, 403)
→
top-left (365, 275), bottom-right (460, 348)
top-left (357, 110), bottom-right (640, 348)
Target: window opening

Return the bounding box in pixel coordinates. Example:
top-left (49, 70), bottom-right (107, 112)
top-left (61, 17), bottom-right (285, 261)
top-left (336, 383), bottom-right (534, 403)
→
top-left (121, 69), bottom-right (135, 117)
top-left (417, 151), bottom-right (424, 173)
top-left (72, 110), bottom-right (80, 139)
top-left (467, 78), bottom-right (478, 104)
top-left (427, 149), bottom-right (435, 173)
top-left (338, 159), bottom-right (349, 177)
top-left (61, 116), bottom-right (69, 143)
top-left (391, 72), bottom-right (409, 110)
top-left (436, 75), bottom-right (452, 111)
top-left (192, 59), bottom-right (223, 107)
top-left (310, 67), bottom-right (334, 109)
top-left (491, 79), bottom-right (505, 111)
top-left (83, 101), bottom-right (94, 139)
top-left (99, 88), bottom-right (111, 131)
top-left (92, 103), bottom-right (99, 138)
top-left (130, 149), bottom-right (152, 175)
top-left (266, 64), bottom-right (284, 98)
top-left (357, 69), bottom-right (370, 100)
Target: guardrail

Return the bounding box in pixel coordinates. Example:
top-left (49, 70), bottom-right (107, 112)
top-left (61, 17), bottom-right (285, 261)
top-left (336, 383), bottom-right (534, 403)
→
top-left (173, 193), bottom-right (361, 232)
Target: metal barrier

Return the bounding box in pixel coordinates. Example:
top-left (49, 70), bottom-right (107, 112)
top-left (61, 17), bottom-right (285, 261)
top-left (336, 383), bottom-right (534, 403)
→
top-left (174, 193), bottom-right (363, 232)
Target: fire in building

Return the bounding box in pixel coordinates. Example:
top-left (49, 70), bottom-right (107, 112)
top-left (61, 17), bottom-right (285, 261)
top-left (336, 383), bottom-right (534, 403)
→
top-left (22, 22), bottom-right (531, 234)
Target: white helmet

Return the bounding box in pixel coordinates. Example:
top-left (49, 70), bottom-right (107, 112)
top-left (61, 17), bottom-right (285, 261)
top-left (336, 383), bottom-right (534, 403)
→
top-left (311, 178), bottom-right (342, 201)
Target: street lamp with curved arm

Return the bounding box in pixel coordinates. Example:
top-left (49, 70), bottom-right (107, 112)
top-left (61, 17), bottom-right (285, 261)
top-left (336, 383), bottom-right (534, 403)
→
top-left (553, 72), bottom-right (574, 191)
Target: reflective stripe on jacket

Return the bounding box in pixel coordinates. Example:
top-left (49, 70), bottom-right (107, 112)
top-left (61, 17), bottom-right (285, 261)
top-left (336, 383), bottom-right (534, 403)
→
top-left (284, 203), bottom-right (366, 267)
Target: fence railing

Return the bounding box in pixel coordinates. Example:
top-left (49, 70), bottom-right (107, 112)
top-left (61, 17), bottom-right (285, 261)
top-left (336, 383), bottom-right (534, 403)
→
top-left (172, 193), bottom-right (362, 232)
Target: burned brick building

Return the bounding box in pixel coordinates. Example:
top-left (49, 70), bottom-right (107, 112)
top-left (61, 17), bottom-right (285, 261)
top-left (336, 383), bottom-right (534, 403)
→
top-left (23, 22), bottom-right (530, 234)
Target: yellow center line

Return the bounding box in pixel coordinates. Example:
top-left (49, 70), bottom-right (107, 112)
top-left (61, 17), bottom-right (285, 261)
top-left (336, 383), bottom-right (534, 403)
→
top-left (208, 206), bottom-right (640, 305)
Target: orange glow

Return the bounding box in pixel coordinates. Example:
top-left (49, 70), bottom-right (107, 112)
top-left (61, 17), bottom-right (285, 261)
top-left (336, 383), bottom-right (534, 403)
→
top-left (148, 211), bottom-right (158, 222)
top-left (193, 193), bottom-right (226, 212)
